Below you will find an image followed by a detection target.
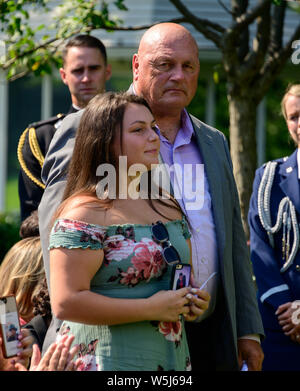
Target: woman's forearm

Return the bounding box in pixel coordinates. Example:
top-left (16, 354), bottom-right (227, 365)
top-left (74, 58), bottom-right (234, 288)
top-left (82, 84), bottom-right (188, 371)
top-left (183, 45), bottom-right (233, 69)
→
top-left (52, 287), bottom-right (190, 325)
top-left (52, 289), bottom-right (152, 325)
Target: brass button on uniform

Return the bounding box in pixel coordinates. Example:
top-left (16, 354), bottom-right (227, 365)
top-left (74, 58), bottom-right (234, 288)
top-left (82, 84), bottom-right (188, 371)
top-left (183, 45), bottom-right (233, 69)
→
top-left (296, 265), bottom-right (300, 272)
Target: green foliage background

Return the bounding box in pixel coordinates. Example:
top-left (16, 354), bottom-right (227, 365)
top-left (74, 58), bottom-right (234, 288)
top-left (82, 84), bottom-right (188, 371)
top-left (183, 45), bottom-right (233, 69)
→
top-left (0, 212), bottom-right (20, 264)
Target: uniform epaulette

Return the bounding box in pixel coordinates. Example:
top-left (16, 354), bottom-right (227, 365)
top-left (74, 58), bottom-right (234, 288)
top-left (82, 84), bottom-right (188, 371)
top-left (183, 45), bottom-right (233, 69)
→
top-left (262, 156), bottom-right (288, 168)
top-left (17, 113), bottom-right (66, 189)
top-left (274, 156), bottom-right (288, 164)
top-left (27, 113), bottom-right (66, 130)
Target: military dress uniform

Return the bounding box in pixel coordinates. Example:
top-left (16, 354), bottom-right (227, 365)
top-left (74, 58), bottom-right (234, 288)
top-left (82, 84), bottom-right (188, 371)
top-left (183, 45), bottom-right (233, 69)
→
top-left (18, 106), bottom-right (77, 221)
top-left (248, 149), bottom-right (300, 370)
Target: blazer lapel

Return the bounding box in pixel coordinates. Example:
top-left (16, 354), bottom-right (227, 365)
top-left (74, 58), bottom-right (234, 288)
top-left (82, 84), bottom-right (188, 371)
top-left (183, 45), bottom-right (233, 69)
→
top-left (191, 117), bottom-right (226, 259)
top-left (278, 150), bottom-right (300, 214)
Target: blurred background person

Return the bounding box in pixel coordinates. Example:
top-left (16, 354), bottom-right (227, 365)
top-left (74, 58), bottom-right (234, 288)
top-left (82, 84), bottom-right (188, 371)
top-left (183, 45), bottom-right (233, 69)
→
top-left (0, 236), bottom-right (45, 326)
top-left (249, 83), bottom-right (300, 370)
top-left (19, 210), bottom-right (40, 239)
top-left (23, 277), bottom-right (52, 352)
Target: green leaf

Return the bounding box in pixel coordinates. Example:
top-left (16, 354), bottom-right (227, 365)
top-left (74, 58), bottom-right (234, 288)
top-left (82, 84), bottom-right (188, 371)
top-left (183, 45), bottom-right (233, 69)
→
top-left (213, 70), bottom-right (219, 84)
top-left (114, 0), bottom-right (128, 11)
top-left (20, 9), bottom-right (29, 19)
top-left (7, 67), bottom-right (16, 79)
top-left (2, 0), bottom-right (127, 80)
top-left (36, 24), bottom-right (46, 31)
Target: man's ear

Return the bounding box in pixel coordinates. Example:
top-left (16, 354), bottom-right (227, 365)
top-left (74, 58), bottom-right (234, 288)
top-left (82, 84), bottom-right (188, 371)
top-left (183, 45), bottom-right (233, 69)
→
top-left (132, 53), bottom-right (139, 82)
top-left (105, 64), bottom-right (112, 81)
top-left (59, 68), bottom-right (68, 85)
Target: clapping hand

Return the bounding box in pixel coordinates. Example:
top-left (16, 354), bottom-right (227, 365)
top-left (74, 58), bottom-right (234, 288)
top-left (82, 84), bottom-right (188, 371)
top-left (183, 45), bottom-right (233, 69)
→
top-left (14, 334), bottom-right (81, 371)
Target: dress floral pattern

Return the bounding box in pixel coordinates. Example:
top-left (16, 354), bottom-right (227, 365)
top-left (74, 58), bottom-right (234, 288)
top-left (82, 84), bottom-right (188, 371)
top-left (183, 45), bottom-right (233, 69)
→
top-left (49, 217), bottom-right (191, 371)
top-left (108, 238), bottom-right (167, 287)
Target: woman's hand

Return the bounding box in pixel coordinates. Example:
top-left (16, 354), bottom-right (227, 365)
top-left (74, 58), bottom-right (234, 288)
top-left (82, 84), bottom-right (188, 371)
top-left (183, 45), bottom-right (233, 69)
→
top-left (182, 273), bottom-right (210, 321)
top-left (0, 329), bottom-right (33, 371)
top-left (147, 288), bottom-right (191, 322)
top-left (14, 334), bottom-right (81, 371)
top-left (15, 329), bottom-right (34, 369)
top-left (184, 288), bottom-right (210, 322)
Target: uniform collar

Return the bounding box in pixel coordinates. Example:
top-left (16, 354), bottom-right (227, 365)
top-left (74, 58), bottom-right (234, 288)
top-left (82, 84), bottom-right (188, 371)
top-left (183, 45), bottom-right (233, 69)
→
top-left (278, 149), bottom-right (298, 178)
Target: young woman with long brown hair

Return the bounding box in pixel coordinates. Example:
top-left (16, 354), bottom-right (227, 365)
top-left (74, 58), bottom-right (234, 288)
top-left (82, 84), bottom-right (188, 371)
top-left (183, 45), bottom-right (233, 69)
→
top-left (49, 91), bottom-right (210, 371)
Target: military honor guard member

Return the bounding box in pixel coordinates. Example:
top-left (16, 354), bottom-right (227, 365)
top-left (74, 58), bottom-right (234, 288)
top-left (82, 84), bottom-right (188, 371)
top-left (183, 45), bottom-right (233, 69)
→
top-left (248, 84), bottom-right (300, 371)
top-left (18, 34), bottom-right (111, 221)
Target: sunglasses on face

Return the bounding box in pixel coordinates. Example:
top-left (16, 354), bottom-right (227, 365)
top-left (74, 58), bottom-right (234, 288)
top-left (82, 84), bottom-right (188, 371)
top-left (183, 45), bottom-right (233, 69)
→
top-left (151, 221), bottom-right (181, 265)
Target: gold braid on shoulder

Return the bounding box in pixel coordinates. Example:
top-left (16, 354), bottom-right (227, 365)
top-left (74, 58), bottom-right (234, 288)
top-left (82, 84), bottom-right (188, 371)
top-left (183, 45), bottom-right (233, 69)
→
top-left (28, 127), bottom-right (45, 168)
top-left (17, 127), bottom-right (46, 189)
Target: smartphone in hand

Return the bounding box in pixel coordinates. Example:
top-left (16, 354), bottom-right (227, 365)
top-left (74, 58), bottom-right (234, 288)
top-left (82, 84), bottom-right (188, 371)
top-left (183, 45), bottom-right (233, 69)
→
top-left (170, 264), bottom-right (191, 290)
top-left (0, 296), bottom-right (21, 358)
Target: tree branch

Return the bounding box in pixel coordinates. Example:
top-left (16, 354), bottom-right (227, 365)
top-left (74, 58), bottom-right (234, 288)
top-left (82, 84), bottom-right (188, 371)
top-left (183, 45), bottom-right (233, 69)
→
top-left (168, 0), bottom-right (224, 48)
top-left (236, 1), bottom-right (289, 85)
top-left (268, 1), bottom-right (286, 56)
top-left (1, 17), bottom-right (187, 70)
top-left (2, 35), bottom-right (64, 70)
top-left (257, 21), bottom-right (300, 100)
top-left (249, 1), bottom-right (271, 68)
top-left (222, 0), bottom-right (271, 79)
top-left (217, 0), bottom-right (234, 16)
top-left (231, 1), bottom-right (250, 62)
top-left (8, 69), bottom-right (30, 82)
top-left (232, 0), bottom-right (271, 31)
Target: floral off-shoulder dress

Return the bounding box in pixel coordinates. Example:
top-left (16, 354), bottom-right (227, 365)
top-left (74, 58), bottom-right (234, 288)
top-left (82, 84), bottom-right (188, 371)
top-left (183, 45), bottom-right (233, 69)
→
top-left (49, 217), bottom-right (192, 371)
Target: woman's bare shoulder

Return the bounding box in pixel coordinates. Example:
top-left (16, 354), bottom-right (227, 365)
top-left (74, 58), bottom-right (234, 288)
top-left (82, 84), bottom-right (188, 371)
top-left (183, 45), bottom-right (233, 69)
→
top-left (58, 194), bottom-right (110, 226)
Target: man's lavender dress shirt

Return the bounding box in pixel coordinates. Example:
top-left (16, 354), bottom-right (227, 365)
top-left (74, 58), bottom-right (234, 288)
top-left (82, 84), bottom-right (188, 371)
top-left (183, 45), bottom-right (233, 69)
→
top-left (156, 109), bottom-right (219, 321)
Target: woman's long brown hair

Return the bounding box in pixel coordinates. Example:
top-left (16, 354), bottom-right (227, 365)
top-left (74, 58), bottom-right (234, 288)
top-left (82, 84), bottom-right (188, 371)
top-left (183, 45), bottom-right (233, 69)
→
top-left (54, 91), bottom-right (181, 221)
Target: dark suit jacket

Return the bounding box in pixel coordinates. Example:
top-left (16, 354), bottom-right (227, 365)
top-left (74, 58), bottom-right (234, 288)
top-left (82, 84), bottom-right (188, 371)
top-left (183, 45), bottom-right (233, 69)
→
top-left (18, 106), bottom-right (77, 221)
top-left (39, 105), bottom-right (264, 368)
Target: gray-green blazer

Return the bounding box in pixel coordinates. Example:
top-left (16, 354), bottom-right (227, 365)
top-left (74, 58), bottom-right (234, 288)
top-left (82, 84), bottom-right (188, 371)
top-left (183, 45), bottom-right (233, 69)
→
top-left (189, 114), bottom-right (264, 369)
